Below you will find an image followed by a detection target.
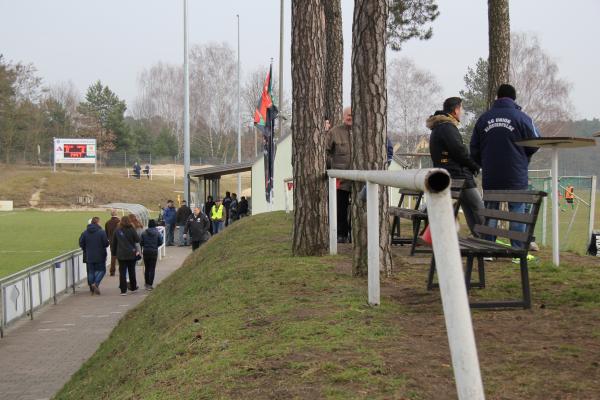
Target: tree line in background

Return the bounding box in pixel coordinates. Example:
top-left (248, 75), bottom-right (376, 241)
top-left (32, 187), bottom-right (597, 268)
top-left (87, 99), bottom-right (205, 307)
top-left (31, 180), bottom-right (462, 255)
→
top-left (0, 44), bottom-right (294, 166)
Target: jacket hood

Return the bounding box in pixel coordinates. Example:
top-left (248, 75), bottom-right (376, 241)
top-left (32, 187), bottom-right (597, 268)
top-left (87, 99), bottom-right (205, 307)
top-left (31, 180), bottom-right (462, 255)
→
top-left (86, 223), bottom-right (101, 233)
top-left (426, 111), bottom-right (459, 130)
top-left (493, 97), bottom-right (522, 110)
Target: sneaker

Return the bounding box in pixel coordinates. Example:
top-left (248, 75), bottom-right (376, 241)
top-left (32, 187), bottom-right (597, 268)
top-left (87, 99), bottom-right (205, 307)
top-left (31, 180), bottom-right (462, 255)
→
top-left (483, 257), bottom-right (494, 262)
top-left (145, 285), bottom-right (153, 291)
top-left (130, 286), bottom-right (139, 293)
top-left (93, 285), bottom-right (101, 295)
top-left (529, 242), bottom-right (540, 252)
top-left (120, 292), bottom-right (127, 296)
top-left (512, 258), bottom-right (520, 264)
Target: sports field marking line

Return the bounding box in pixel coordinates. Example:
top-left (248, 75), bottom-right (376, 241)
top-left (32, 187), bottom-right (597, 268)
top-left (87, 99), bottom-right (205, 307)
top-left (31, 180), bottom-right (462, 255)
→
top-left (0, 212), bottom-right (16, 217)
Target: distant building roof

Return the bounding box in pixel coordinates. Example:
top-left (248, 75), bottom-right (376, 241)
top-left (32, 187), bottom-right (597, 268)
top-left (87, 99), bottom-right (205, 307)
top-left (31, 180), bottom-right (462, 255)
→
top-left (188, 162), bottom-right (253, 179)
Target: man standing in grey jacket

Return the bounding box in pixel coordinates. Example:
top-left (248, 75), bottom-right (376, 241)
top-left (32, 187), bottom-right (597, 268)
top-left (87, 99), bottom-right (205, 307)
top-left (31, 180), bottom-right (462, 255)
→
top-left (326, 107), bottom-right (353, 243)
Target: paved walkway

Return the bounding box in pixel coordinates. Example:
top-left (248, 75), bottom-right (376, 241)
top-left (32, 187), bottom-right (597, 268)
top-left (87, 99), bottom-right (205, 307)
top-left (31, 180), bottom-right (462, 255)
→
top-left (0, 246), bottom-right (191, 400)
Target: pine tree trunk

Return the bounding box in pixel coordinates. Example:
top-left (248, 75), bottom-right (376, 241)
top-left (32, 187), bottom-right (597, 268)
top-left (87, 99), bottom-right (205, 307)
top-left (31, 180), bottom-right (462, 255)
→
top-left (350, 0), bottom-right (392, 277)
top-left (291, 0), bottom-right (329, 256)
top-left (324, 0), bottom-right (344, 126)
top-left (487, 0), bottom-right (510, 108)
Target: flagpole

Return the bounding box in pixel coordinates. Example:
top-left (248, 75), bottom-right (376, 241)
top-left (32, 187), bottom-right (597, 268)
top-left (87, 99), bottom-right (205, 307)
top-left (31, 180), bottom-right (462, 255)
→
top-left (278, 0), bottom-right (284, 138)
top-left (183, 0), bottom-right (191, 204)
top-left (236, 14), bottom-right (242, 197)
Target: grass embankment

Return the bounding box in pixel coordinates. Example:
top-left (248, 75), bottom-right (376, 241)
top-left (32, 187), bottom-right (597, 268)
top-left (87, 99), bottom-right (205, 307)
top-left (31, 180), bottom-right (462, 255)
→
top-left (0, 165), bottom-right (182, 209)
top-left (56, 212), bottom-right (600, 399)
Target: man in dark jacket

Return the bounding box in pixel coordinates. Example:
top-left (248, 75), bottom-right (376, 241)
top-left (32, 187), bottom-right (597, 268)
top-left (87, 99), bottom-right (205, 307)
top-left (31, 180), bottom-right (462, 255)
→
top-left (470, 84), bottom-right (540, 248)
top-left (326, 106), bottom-right (352, 243)
top-left (184, 207), bottom-right (211, 250)
top-left (229, 193), bottom-right (239, 223)
top-left (140, 219), bottom-right (163, 290)
top-left (238, 196), bottom-right (249, 218)
top-left (222, 192), bottom-right (232, 227)
top-left (163, 200), bottom-right (176, 246)
top-left (176, 200), bottom-right (192, 246)
top-left (79, 217), bottom-right (109, 295)
top-left (428, 97), bottom-right (484, 235)
top-left (104, 209), bottom-right (120, 275)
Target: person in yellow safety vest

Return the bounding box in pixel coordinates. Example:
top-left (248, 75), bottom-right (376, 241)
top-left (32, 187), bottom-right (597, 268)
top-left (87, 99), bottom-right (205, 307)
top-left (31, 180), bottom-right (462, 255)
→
top-left (210, 198), bottom-right (225, 234)
top-left (564, 185), bottom-right (575, 210)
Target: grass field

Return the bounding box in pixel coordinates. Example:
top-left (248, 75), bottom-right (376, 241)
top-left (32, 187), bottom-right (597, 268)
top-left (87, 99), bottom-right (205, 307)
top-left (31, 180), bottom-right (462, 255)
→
top-left (0, 210), bottom-right (120, 278)
top-left (54, 212), bottom-right (600, 399)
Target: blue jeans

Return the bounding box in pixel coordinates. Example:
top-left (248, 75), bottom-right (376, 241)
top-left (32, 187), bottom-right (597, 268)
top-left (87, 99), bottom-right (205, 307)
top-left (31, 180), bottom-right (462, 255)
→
top-left (485, 201), bottom-right (526, 249)
top-left (165, 223), bottom-right (175, 245)
top-left (87, 262), bottom-right (106, 286)
top-left (177, 224), bottom-right (187, 245)
top-left (212, 220), bottom-right (223, 234)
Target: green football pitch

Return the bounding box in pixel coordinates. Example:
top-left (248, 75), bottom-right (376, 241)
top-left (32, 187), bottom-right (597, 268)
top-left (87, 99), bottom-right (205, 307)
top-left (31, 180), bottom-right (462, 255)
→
top-left (0, 210), bottom-right (113, 278)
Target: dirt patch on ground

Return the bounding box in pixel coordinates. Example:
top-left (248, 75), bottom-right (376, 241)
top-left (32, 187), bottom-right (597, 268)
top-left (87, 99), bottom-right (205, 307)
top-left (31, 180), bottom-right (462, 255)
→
top-left (331, 243), bottom-right (600, 399)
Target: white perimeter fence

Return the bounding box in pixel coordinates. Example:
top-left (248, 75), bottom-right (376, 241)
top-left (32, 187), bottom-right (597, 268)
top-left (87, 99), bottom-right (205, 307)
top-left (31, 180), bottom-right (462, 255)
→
top-left (327, 168), bottom-right (485, 400)
top-left (0, 226), bottom-right (166, 338)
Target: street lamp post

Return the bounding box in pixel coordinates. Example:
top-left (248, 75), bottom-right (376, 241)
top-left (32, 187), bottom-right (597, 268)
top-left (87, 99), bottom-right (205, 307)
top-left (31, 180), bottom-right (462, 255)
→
top-left (237, 14), bottom-right (242, 197)
top-left (183, 0), bottom-right (191, 204)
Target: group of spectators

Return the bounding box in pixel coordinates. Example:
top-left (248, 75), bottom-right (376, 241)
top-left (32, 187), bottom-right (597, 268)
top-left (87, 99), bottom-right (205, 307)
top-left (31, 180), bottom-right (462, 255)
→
top-left (161, 193), bottom-right (249, 248)
top-left (132, 161), bottom-right (151, 179)
top-left (328, 83), bottom-right (540, 251)
top-left (79, 210), bottom-right (163, 296)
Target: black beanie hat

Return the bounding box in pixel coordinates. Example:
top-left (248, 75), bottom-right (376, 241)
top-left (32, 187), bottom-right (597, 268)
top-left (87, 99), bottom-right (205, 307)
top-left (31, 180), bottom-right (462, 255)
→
top-left (148, 219), bottom-right (157, 228)
top-left (497, 84), bottom-right (516, 100)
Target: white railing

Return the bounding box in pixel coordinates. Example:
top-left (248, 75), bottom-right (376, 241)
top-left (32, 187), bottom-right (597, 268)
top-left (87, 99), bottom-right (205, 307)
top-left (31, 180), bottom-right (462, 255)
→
top-left (0, 228), bottom-right (167, 337)
top-left (0, 249), bottom-right (87, 337)
top-left (127, 168), bottom-right (176, 183)
top-left (327, 168), bottom-right (485, 400)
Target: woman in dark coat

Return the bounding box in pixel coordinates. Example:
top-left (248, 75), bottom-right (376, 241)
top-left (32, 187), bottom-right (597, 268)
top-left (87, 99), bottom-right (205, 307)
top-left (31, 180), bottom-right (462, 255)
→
top-left (111, 215), bottom-right (141, 295)
top-left (140, 219), bottom-right (163, 290)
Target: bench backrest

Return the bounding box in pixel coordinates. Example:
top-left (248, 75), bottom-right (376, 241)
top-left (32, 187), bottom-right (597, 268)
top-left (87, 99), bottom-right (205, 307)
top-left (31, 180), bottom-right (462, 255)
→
top-left (450, 179), bottom-right (465, 216)
top-left (397, 189), bottom-right (423, 210)
top-left (474, 190), bottom-right (547, 248)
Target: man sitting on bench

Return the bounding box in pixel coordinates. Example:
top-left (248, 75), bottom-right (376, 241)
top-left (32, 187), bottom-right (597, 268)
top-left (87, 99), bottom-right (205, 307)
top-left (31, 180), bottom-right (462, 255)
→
top-left (427, 97), bottom-right (484, 236)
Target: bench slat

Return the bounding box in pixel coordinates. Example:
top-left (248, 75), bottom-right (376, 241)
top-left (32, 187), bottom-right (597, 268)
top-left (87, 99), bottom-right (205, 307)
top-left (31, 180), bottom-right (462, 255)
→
top-left (478, 209), bottom-right (537, 224)
top-left (472, 224), bottom-right (530, 243)
top-left (483, 190), bottom-right (546, 203)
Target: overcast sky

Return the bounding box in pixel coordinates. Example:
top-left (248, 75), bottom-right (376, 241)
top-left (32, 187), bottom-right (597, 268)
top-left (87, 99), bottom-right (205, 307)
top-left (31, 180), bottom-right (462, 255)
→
top-left (1, 0), bottom-right (598, 120)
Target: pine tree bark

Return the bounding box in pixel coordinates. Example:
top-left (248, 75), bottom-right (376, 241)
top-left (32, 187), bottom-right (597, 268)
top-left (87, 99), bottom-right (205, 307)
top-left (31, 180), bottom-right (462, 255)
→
top-left (487, 0), bottom-right (510, 108)
top-left (323, 0), bottom-right (344, 126)
top-left (291, 0), bottom-right (329, 256)
top-left (350, 0), bottom-right (392, 277)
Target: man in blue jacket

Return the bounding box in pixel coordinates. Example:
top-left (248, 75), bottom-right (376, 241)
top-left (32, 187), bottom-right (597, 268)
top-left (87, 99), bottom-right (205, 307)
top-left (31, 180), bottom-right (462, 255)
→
top-left (79, 217), bottom-right (109, 295)
top-left (470, 84), bottom-right (540, 248)
top-left (162, 200), bottom-right (177, 246)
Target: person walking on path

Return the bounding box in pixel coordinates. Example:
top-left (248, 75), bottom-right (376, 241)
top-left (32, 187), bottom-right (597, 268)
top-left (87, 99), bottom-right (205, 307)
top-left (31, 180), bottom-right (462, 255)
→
top-left (163, 200), bottom-right (177, 246)
top-left (471, 84), bottom-right (540, 249)
top-left (428, 97), bottom-right (484, 236)
top-left (129, 213), bottom-right (144, 260)
top-left (176, 200), bottom-right (193, 246)
top-left (105, 209), bottom-right (120, 276)
top-left (140, 219), bottom-right (163, 290)
top-left (204, 195), bottom-right (216, 233)
top-left (79, 217), bottom-right (109, 295)
top-left (184, 207), bottom-right (211, 250)
top-left (111, 215), bottom-right (141, 295)
top-left (326, 106), bottom-right (353, 243)
top-left (210, 198), bottom-right (225, 234)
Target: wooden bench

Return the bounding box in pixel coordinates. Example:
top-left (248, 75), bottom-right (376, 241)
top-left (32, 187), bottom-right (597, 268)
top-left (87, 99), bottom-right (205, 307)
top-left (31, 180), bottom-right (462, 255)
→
top-left (390, 179), bottom-right (465, 255)
top-left (427, 190), bottom-right (547, 309)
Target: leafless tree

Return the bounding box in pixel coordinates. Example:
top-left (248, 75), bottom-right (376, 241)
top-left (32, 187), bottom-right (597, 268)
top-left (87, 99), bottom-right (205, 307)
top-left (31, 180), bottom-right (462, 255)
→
top-left (387, 57), bottom-right (441, 155)
top-left (510, 32), bottom-right (573, 135)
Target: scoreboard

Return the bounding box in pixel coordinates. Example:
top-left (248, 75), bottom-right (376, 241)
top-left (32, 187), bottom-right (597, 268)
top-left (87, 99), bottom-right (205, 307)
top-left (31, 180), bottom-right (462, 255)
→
top-left (54, 138), bottom-right (96, 164)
